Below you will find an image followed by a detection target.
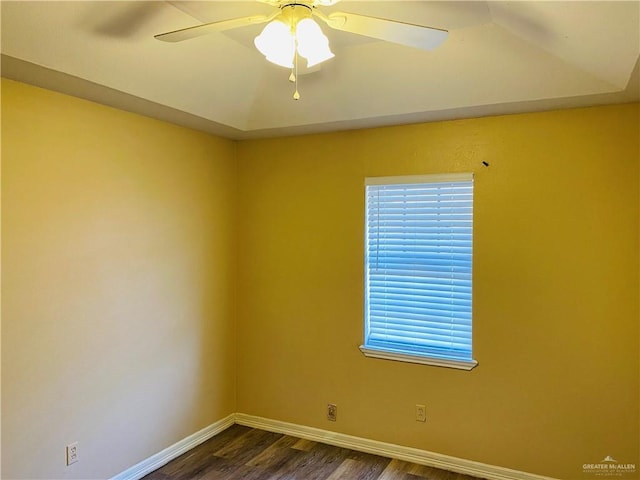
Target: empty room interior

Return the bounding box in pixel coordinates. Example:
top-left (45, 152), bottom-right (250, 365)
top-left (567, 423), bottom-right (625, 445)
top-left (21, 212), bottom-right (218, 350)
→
top-left (1, 1), bottom-right (639, 480)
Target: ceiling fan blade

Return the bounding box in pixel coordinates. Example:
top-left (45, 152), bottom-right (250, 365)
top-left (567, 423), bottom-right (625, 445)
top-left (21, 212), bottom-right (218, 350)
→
top-left (316, 11), bottom-right (448, 51)
top-left (155, 12), bottom-right (277, 42)
top-left (257, 0), bottom-right (341, 5)
top-left (256, 0), bottom-right (282, 6)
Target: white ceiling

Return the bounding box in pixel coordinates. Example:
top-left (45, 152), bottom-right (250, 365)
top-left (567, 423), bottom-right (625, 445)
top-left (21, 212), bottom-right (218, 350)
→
top-left (2, 1), bottom-right (639, 139)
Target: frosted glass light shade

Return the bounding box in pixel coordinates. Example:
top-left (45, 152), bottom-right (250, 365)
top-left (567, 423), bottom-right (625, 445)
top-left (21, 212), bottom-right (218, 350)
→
top-left (254, 20), bottom-right (295, 68)
top-left (296, 18), bottom-right (334, 67)
top-left (255, 13), bottom-right (334, 69)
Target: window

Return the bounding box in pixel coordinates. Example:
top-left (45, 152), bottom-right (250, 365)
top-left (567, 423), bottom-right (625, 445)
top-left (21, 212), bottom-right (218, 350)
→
top-left (361, 173), bottom-right (477, 370)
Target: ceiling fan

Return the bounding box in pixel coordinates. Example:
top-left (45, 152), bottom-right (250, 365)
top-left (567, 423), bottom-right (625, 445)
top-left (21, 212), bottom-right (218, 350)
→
top-left (155, 0), bottom-right (448, 99)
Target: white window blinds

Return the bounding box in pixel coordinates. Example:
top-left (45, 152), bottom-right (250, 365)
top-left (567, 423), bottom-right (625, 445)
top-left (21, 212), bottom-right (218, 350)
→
top-left (362, 173), bottom-right (476, 369)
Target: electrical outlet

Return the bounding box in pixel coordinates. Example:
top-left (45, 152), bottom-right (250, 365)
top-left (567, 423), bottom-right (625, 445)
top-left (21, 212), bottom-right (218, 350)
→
top-left (327, 403), bottom-right (337, 421)
top-left (66, 442), bottom-right (79, 465)
top-left (416, 404), bottom-right (426, 422)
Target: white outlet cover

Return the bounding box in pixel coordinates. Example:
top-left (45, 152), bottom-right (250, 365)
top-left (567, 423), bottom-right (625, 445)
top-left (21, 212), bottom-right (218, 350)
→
top-left (66, 442), bottom-right (79, 465)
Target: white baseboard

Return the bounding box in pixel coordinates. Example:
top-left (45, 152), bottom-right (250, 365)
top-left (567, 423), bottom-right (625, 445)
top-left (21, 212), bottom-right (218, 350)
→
top-left (111, 412), bottom-right (557, 480)
top-left (235, 413), bottom-right (557, 480)
top-left (110, 413), bottom-right (235, 480)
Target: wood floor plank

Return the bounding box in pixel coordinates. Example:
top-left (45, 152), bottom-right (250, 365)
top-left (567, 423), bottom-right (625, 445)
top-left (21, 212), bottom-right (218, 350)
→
top-left (269, 441), bottom-right (352, 480)
top-left (141, 471), bottom-right (171, 480)
top-left (291, 438), bottom-right (317, 452)
top-left (214, 428), bottom-right (283, 464)
top-left (377, 459), bottom-right (404, 480)
top-left (158, 425), bottom-right (251, 477)
top-left (196, 462), bottom-right (265, 480)
top-left (377, 459), bottom-right (430, 480)
top-left (346, 450), bottom-right (392, 474)
top-left (325, 457), bottom-right (392, 480)
top-left (406, 463), bottom-right (458, 479)
top-left (245, 435), bottom-right (302, 469)
top-left (172, 450), bottom-right (236, 480)
top-left (324, 458), bottom-right (363, 480)
top-left (141, 425), bottom-right (485, 480)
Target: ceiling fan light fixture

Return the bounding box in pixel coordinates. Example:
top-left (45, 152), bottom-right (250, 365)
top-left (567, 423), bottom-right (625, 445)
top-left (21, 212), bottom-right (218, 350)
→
top-left (254, 19), bottom-right (296, 68)
top-left (254, 4), bottom-right (334, 69)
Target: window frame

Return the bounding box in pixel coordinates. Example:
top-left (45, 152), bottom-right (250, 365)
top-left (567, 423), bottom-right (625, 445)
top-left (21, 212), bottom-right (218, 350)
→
top-left (360, 173), bottom-right (478, 371)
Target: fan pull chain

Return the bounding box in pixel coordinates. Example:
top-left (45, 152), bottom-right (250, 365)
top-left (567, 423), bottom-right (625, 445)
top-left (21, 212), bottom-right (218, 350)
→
top-left (289, 31), bottom-right (296, 83)
top-left (293, 50), bottom-right (300, 100)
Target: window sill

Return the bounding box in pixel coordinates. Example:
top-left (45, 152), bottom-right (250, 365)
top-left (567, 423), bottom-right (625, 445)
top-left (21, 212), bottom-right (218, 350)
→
top-left (359, 346), bottom-right (478, 371)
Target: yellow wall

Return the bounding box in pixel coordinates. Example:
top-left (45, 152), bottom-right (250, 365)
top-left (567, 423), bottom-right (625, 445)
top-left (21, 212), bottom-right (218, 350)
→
top-left (2, 77), bottom-right (639, 480)
top-left (1, 79), bottom-right (238, 479)
top-left (236, 104), bottom-right (640, 479)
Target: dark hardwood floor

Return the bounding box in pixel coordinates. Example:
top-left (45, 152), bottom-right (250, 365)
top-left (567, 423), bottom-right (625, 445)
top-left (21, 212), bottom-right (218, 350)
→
top-left (142, 424), bottom-right (484, 480)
